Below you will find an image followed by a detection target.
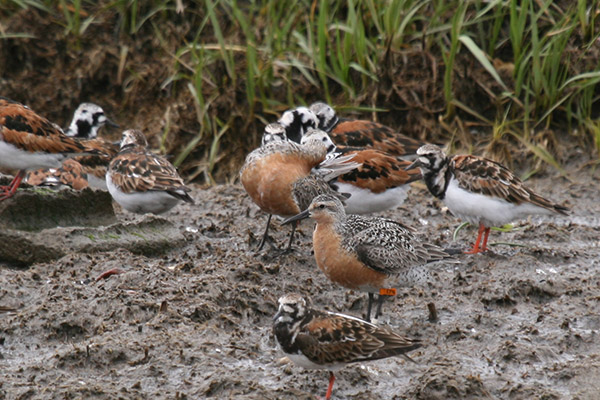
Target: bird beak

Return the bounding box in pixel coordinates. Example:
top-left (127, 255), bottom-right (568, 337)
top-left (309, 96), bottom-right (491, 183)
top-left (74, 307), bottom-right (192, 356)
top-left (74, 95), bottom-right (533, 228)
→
top-left (405, 159), bottom-right (422, 171)
top-left (281, 209), bottom-right (310, 225)
top-left (106, 118), bottom-right (120, 128)
top-left (273, 310), bottom-right (281, 321)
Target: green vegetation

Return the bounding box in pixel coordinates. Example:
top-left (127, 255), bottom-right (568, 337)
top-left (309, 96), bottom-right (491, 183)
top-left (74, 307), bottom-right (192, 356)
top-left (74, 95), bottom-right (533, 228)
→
top-left (1, 0), bottom-right (599, 181)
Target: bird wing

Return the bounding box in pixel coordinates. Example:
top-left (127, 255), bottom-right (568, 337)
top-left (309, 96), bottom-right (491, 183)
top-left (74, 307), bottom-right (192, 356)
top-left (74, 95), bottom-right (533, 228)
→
top-left (108, 148), bottom-right (190, 195)
top-left (347, 218), bottom-right (449, 275)
top-left (297, 311), bottom-right (420, 364)
top-left (0, 98), bottom-right (93, 154)
top-left (451, 155), bottom-right (567, 213)
top-left (336, 148), bottom-right (421, 193)
top-left (332, 119), bottom-right (424, 156)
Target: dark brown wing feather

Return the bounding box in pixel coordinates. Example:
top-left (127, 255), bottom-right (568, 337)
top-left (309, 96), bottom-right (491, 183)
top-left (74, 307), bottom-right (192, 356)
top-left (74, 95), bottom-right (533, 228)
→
top-left (297, 310), bottom-right (422, 365)
top-left (451, 155), bottom-right (568, 214)
top-left (331, 119), bottom-right (425, 157)
top-left (336, 148), bottom-right (421, 193)
top-left (0, 98), bottom-right (106, 156)
top-left (109, 146), bottom-right (192, 198)
top-left (73, 138), bottom-right (118, 177)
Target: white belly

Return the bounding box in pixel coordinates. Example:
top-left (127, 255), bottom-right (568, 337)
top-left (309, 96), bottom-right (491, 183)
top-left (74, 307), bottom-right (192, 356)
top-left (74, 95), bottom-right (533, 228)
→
top-left (87, 173), bottom-right (108, 190)
top-left (287, 352), bottom-right (344, 371)
top-left (337, 182), bottom-right (409, 215)
top-left (106, 174), bottom-right (180, 214)
top-left (444, 178), bottom-right (553, 226)
top-left (0, 141), bottom-right (64, 170)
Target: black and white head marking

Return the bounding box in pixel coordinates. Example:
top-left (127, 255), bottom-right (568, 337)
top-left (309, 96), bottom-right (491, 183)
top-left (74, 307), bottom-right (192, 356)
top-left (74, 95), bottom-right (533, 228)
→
top-left (261, 122), bottom-right (288, 146)
top-left (278, 107), bottom-right (319, 143)
top-left (66, 103), bottom-right (114, 139)
top-left (309, 102), bottom-right (339, 132)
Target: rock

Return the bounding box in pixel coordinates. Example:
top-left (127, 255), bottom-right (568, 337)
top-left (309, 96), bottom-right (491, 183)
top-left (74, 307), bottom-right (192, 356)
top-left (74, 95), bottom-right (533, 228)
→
top-left (0, 184), bottom-right (187, 265)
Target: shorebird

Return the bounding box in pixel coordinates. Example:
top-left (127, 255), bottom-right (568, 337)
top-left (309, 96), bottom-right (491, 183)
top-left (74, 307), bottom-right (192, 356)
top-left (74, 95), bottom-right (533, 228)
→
top-left (273, 293), bottom-right (422, 400)
top-left (240, 123), bottom-right (359, 251)
top-left (277, 106), bottom-right (319, 143)
top-left (25, 102), bottom-right (119, 190)
top-left (0, 97), bottom-right (110, 201)
top-left (301, 128), bottom-right (421, 214)
top-left (278, 102), bottom-right (427, 159)
top-left (282, 194), bottom-right (454, 321)
top-left (106, 129), bottom-right (194, 214)
top-left (407, 144), bottom-right (570, 254)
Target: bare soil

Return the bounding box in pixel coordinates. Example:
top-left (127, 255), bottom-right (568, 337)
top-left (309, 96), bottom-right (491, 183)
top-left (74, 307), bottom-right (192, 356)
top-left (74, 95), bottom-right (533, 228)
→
top-left (1, 157), bottom-right (599, 400)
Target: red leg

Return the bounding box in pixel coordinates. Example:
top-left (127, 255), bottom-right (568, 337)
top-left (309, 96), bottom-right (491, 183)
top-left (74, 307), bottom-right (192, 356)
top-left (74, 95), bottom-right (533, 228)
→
top-left (481, 227), bottom-right (491, 252)
top-left (464, 222), bottom-right (485, 254)
top-left (95, 268), bottom-right (125, 282)
top-left (324, 372), bottom-right (335, 400)
top-left (0, 170), bottom-right (25, 201)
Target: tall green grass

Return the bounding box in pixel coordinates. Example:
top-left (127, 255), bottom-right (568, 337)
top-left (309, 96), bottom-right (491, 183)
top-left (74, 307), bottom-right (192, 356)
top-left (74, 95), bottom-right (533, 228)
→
top-left (3, 0), bottom-right (600, 180)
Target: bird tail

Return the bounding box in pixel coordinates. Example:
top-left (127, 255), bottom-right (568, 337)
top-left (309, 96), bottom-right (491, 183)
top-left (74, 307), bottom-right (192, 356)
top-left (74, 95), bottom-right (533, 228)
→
top-left (313, 153), bottom-right (362, 181)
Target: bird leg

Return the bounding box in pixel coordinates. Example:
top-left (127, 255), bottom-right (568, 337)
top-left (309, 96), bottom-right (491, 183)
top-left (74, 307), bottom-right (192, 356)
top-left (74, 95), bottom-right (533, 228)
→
top-left (374, 294), bottom-right (386, 320)
top-left (285, 220), bottom-right (298, 251)
top-left (256, 214), bottom-right (273, 251)
top-left (324, 371), bottom-right (336, 400)
top-left (481, 227), bottom-right (491, 252)
top-left (366, 293), bottom-right (375, 322)
top-left (464, 222), bottom-right (486, 254)
top-left (0, 170), bottom-right (25, 201)
top-left (427, 302), bottom-right (438, 322)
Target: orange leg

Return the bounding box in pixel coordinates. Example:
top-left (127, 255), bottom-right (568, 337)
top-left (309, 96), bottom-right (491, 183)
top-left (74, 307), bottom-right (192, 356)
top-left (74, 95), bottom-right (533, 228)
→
top-left (0, 170), bottom-right (25, 201)
top-left (464, 222), bottom-right (486, 254)
top-left (324, 371), bottom-right (336, 400)
top-left (481, 227), bottom-right (491, 252)
top-left (95, 268), bottom-right (125, 282)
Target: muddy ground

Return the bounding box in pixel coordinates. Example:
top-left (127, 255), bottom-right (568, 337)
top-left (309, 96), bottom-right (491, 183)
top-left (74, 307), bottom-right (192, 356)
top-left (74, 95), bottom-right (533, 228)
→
top-left (1, 157), bottom-right (599, 400)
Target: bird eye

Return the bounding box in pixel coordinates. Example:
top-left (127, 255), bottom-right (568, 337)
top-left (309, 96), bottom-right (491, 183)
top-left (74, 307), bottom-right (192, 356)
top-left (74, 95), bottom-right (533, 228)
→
top-left (319, 204), bottom-right (325, 209)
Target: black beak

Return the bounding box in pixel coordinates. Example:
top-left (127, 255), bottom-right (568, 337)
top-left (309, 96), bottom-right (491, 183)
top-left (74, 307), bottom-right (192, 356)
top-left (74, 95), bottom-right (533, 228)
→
top-left (281, 209), bottom-right (310, 225)
top-left (405, 159), bottom-right (422, 171)
top-left (106, 118), bottom-right (120, 128)
top-left (273, 310), bottom-right (281, 321)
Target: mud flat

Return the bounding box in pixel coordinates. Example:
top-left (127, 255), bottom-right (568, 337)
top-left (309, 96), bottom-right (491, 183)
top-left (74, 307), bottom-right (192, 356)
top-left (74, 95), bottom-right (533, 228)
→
top-left (1, 162), bottom-right (599, 399)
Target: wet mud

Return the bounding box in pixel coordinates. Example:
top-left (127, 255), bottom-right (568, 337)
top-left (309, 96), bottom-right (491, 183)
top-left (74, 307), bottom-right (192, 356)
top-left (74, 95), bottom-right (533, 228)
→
top-left (1, 160), bottom-right (599, 399)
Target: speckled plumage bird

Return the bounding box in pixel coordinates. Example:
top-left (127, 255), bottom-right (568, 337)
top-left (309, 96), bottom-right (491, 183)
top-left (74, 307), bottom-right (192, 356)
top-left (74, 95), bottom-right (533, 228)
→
top-left (301, 128), bottom-right (421, 214)
top-left (408, 144), bottom-right (569, 254)
top-left (25, 102), bottom-right (119, 190)
top-left (106, 129), bottom-right (194, 214)
top-left (0, 97), bottom-right (110, 201)
top-left (283, 194), bottom-right (454, 321)
top-left (240, 123), bottom-right (359, 250)
top-left (273, 293), bottom-right (422, 400)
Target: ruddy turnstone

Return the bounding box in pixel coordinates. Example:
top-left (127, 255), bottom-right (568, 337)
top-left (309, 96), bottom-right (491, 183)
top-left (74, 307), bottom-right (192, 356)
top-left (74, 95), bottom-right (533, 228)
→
top-left (26, 159), bottom-right (89, 190)
top-left (301, 128), bottom-right (421, 214)
top-left (408, 144), bottom-right (570, 254)
top-left (273, 293), bottom-right (422, 400)
top-left (309, 102), bottom-right (427, 159)
top-left (106, 129), bottom-right (194, 214)
top-left (25, 102), bottom-right (119, 190)
top-left (277, 106), bottom-right (319, 143)
top-left (282, 194), bottom-right (454, 321)
top-left (0, 97), bottom-right (109, 201)
top-left (64, 102), bottom-right (119, 139)
top-left (278, 102), bottom-right (427, 159)
top-left (240, 123), bottom-right (359, 250)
